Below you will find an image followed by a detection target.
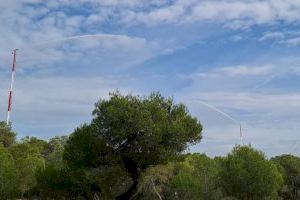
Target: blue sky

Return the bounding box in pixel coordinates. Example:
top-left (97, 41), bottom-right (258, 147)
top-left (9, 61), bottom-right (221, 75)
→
top-left (1, 0), bottom-right (300, 156)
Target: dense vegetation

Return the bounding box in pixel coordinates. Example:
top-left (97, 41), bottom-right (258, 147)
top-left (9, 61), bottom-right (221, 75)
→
top-left (0, 92), bottom-right (299, 199)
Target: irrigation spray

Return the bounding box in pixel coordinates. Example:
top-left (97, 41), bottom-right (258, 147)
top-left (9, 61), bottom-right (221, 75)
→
top-left (6, 34), bottom-right (244, 145)
top-left (190, 99), bottom-right (243, 145)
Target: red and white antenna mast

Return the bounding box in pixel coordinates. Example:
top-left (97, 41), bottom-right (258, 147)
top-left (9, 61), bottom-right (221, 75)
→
top-left (6, 49), bottom-right (18, 125)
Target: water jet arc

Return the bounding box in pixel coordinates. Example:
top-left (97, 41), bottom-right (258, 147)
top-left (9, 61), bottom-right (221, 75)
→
top-left (190, 99), bottom-right (243, 145)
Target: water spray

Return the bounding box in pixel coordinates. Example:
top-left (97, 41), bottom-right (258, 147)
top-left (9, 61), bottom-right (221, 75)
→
top-left (191, 99), bottom-right (243, 145)
top-left (293, 140), bottom-right (300, 151)
top-left (6, 49), bottom-right (18, 125)
top-left (28, 34), bottom-right (126, 49)
top-left (6, 34), bottom-right (241, 146)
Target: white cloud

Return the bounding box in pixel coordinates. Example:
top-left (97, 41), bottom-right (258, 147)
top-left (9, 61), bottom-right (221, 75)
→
top-left (11, 0), bottom-right (300, 30)
top-left (230, 35), bottom-right (243, 42)
top-left (0, 1), bottom-right (166, 73)
top-left (117, 0), bottom-right (300, 28)
top-left (177, 90), bottom-right (300, 156)
top-left (186, 91), bottom-right (300, 113)
top-left (0, 74), bottom-right (137, 136)
top-left (219, 65), bottom-right (275, 77)
top-left (1, 0), bottom-right (300, 157)
top-left (259, 31), bottom-right (300, 46)
top-left (260, 32), bottom-right (285, 41)
top-left (185, 65), bottom-right (275, 79)
top-left (174, 57), bottom-right (300, 156)
top-left (2, 0), bottom-right (300, 71)
top-left (3, 0), bottom-right (300, 36)
top-left (285, 37), bottom-right (300, 46)
top-left (14, 34), bottom-right (159, 72)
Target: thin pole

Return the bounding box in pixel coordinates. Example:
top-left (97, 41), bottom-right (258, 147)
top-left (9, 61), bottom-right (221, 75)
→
top-left (192, 99), bottom-right (244, 145)
top-left (240, 124), bottom-right (243, 145)
top-left (6, 49), bottom-right (18, 125)
top-left (204, 167), bottom-right (208, 199)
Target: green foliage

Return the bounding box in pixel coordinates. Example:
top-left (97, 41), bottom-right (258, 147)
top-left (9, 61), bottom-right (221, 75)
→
top-left (0, 121), bottom-right (16, 147)
top-left (137, 154), bottom-right (222, 200)
top-left (219, 145), bottom-right (283, 200)
top-left (91, 92), bottom-right (203, 166)
top-left (62, 125), bottom-right (133, 198)
top-left (21, 136), bottom-right (48, 153)
top-left (64, 124), bottom-right (117, 169)
top-left (43, 136), bottom-right (68, 166)
top-left (9, 142), bottom-right (45, 196)
top-left (137, 164), bottom-right (174, 199)
top-left (63, 92), bottom-right (203, 199)
top-left (170, 154), bottom-right (222, 200)
top-left (85, 165), bottom-right (133, 199)
top-left (166, 162), bottom-right (203, 200)
top-left (0, 145), bottom-right (19, 199)
top-left (1, 94), bottom-right (300, 200)
top-left (35, 164), bottom-right (131, 199)
top-left (35, 165), bottom-right (99, 199)
top-left (0, 122), bottom-right (70, 199)
top-left (34, 165), bottom-right (67, 199)
top-left (272, 154), bottom-right (300, 199)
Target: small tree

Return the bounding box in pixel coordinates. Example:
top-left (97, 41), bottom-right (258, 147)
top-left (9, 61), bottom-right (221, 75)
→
top-left (0, 121), bottom-right (16, 147)
top-left (136, 164), bottom-right (174, 200)
top-left (63, 92), bottom-right (203, 199)
top-left (219, 146), bottom-right (283, 199)
top-left (43, 136), bottom-right (68, 166)
top-left (136, 154), bottom-right (222, 200)
top-left (0, 145), bottom-right (19, 198)
top-left (9, 142), bottom-right (45, 197)
top-left (272, 154), bottom-right (300, 199)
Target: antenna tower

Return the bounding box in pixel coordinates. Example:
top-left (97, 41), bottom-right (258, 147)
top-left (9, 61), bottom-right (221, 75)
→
top-left (6, 49), bottom-right (18, 125)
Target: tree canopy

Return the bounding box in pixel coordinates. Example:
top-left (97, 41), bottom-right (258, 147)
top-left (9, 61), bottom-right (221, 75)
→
top-left (272, 154), bottom-right (300, 199)
top-left (0, 122), bottom-right (16, 147)
top-left (137, 153), bottom-right (222, 200)
top-left (219, 146), bottom-right (283, 199)
top-left (63, 92), bottom-right (203, 199)
top-left (0, 92), bottom-right (298, 200)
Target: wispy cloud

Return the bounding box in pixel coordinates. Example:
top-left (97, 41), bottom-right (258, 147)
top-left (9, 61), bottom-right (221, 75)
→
top-left (0, 1), bottom-right (300, 157)
top-left (178, 90), bottom-right (300, 156)
top-left (119, 0), bottom-right (300, 28)
top-left (260, 32), bottom-right (285, 41)
top-left (183, 65), bottom-right (275, 79)
top-left (15, 34), bottom-right (159, 73)
top-left (175, 56), bottom-right (300, 156)
top-left (285, 37), bottom-right (300, 46)
top-left (259, 30), bottom-right (300, 47)
top-left (0, 74), bottom-right (137, 137)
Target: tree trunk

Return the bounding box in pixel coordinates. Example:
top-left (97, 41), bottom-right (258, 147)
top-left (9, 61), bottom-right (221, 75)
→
top-left (116, 175), bottom-right (138, 200)
top-left (116, 157), bottom-right (140, 200)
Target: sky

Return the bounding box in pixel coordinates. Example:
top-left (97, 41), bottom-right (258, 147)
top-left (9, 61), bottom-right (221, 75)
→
top-left (1, 0), bottom-right (300, 157)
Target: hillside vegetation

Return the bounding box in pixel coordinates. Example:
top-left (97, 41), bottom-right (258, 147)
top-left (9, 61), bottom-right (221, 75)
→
top-left (0, 92), bottom-right (299, 200)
